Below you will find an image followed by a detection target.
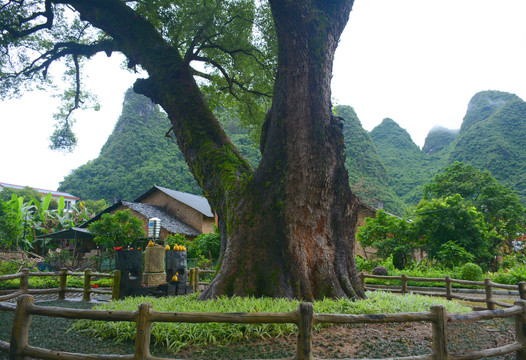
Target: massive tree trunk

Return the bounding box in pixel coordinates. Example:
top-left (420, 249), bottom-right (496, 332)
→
top-left (201, 0), bottom-right (364, 300)
top-left (67, 0), bottom-right (364, 300)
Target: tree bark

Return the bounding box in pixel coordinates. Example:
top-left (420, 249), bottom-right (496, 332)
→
top-left (201, 0), bottom-right (364, 300)
top-left (64, 0), bottom-right (364, 300)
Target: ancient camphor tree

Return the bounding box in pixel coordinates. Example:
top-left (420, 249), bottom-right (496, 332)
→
top-left (1, 0), bottom-right (365, 300)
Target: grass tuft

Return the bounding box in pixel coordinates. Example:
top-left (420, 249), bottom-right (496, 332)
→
top-left (72, 291), bottom-right (470, 352)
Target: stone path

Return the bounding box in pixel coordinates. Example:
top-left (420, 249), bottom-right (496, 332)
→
top-left (2, 291), bottom-right (111, 303)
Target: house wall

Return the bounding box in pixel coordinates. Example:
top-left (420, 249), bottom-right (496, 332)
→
top-left (354, 203), bottom-right (378, 258)
top-left (138, 191), bottom-right (215, 233)
top-left (49, 195), bottom-right (77, 211)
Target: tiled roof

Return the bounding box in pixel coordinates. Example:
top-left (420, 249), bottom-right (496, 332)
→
top-left (36, 227), bottom-right (93, 239)
top-left (0, 182), bottom-right (79, 200)
top-left (122, 201), bottom-right (201, 236)
top-left (80, 200), bottom-right (201, 237)
top-left (135, 185), bottom-right (213, 217)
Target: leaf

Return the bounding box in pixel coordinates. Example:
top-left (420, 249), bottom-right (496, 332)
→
top-left (42, 193), bottom-right (52, 212)
top-left (57, 196), bottom-right (65, 215)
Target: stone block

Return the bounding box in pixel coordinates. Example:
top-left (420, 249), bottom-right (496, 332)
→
top-left (143, 271), bottom-right (167, 286)
top-left (144, 246), bottom-right (165, 273)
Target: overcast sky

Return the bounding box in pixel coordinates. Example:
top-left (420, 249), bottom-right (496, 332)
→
top-left (1, 0), bottom-right (526, 193)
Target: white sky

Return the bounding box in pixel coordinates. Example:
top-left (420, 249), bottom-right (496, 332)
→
top-left (1, 0), bottom-right (526, 193)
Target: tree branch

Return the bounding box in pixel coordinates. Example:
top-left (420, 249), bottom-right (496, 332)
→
top-left (4, 0), bottom-right (54, 39)
top-left (63, 53), bottom-right (81, 122)
top-left (194, 55), bottom-right (271, 99)
top-left (16, 40), bottom-right (115, 79)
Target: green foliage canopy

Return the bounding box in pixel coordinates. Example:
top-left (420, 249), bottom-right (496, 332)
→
top-left (412, 194), bottom-right (496, 268)
top-left (357, 210), bottom-right (416, 269)
top-left (424, 162), bottom-right (525, 247)
top-left (0, 0), bottom-right (276, 151)
top-left (88, 209), bottom-right (145, 250)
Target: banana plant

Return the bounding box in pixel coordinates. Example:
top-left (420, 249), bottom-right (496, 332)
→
top-left (29, 193), bottom-right (55, 234)
top-left (0, 194), bottom-right (36, 250)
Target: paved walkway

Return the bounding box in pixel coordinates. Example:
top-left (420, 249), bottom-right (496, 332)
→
top-left (2, 291), bottom-right (111, 304)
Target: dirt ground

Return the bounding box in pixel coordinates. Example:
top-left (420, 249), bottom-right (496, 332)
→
top-left (176, 318), bottom-right (516, 359)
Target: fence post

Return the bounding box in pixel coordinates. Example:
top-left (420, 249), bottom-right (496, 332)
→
top-left (189, 268), bottom-right (194, 289)
top-left (134, 302), bottom-right (153, 360)
top-left (519, 282), bottom-right (526, 300)
top-left (401, 274), bottom-right (408, 294)
top-left (19, 268), bottom-right (29, 295)
top-left (193, 268), bottom-right (200, 293)
top-left (484, 277), bottom-right (495, 310)
top-left (359, 272), bottom-right (366, 290)
top-left (82, 269), bottom-right (92, 302)
top-left (445, 276), bottom-right (452, 301)
top-left (58, 268), bottom-right (68, 300)
top-left (112, 270), bottom-right (121, 301)
top-left (514, 300), bottom-right (526, 360)
top-left (431, 305), bottom-right (449, 360)
top-left (9, 294), bottom-right (34, 360)
top-left (296, 302), bottom-right (314, 360)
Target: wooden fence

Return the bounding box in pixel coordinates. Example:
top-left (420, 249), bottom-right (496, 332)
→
top-left (0, 268), bottom-right (120, 302)
top-left (1, 294), bottom-right (526, 360)
top-left (360, 272), bottom-right (526, 310)
top-left (176, 267), bottom-right (526, 311)
top-left (188, 267), bottom-right (215, 293)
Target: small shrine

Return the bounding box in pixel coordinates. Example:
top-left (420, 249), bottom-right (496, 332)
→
top-left (115, 217), bottom-right (192, 298)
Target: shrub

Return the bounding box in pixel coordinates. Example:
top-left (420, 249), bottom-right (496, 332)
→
top-left (460, 263), bottom-right (483, 281)
top-left (178, 238), bottom-right (201, 258)
top-left (195, 231), bottom-right (221, 259)
top-left (491, 271), bottom-right (516, 285)
top-left (355, 256), bottom-right (381, 273)
top-left (165, 234), bottom-right (186, 248)
top-left (372, 266), bottom-right (388, 276)
top-left (0, 259), bottom-right (36, 275)
top-left (44, 249), bottom-right (73, 271)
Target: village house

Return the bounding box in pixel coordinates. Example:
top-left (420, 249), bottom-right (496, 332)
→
top-left (82, 185), bottom-right (216, 241)
top-left (354, 202), bottom-right (379, 258)
top-left (0, 182), bottom-right (79, 210)
top-left (38, 184), bottom-right (381, 264)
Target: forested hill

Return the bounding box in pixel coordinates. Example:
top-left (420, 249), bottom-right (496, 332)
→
top-left (334, 106), bottom-right (406, 212)
top-left (58, 92), bottom-right (406, 214)
top-left (372, 90), bottom-right (526, 206)
top-left (59, 89), bottom-right (201, 201)
top-left (59, 89), bottom-right (526, 214)
top-left (58, 89), bottom-right (262, 203)
top-left (447, 91), bottom-right (526, 201)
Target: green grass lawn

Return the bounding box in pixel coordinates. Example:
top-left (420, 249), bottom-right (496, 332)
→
top-left (0, 291), bottom-right (475, 359)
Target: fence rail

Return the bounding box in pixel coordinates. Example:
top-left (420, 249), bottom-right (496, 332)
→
top-left (2, 294), bottom-right (526, 360)
top-left (360, 272), bottom-right (526, 310)
top-left (0, 268), bottom-right (119, 302)
top-left (3, 268), bottom-right (526, 359)
top-left (188, 267), bottom-right (215, 292)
